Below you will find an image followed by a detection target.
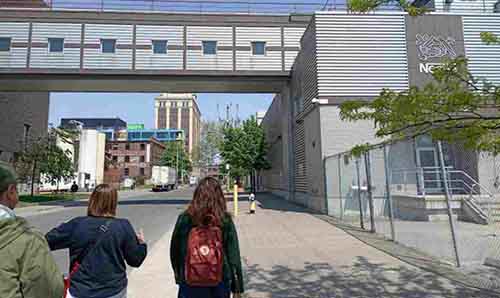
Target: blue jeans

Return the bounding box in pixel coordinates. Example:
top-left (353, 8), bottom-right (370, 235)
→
top-left (178, 283), bottom-right (230, 298)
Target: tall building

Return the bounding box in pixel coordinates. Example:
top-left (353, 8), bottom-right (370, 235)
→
top-left (0, 92), bottom-right (49, 163)
top-left (154, 93), bottom-right (201, 156)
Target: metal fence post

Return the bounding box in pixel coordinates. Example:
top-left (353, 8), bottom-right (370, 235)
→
top-left (364, 152), bottom-right (376, 233)
top-left (383, 145), bottom-right (396, 241)
top-left (437, 141), bottom-right (461, 267)
top-left (355, 158), bottom-right (365, 230)
top-left (338, 155), bottom-right (343, 220)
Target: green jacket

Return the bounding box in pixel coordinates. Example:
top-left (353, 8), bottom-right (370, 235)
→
top-left (0, 206), bottom-right (64, 298)
top-left (170, 212), bottom-right (244, 293)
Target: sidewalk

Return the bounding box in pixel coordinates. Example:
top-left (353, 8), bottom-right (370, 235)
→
top-left (128, 193), bottom-right (495, 298)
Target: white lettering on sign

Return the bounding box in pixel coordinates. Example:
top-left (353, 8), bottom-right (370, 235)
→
top-left (419, 62), bottom-right (441, 74)
top-left (416, 33), bottom-right (457, 62)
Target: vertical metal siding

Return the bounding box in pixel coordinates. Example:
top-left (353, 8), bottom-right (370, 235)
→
top-left (0, 22), bottom-right (29, 68)
top-left (135, 25), bottom-right (183, 70)
top-left (284, 27), bottom-right (305, 71)
top-left (236, 27), bottom-right (281, 71)
top-left (315, 13), bottom-right (409, 97)
top-left (463, 15), bottom-right (500, 85)
top-left (84, 24), bottom-right (133, 69)
top-left (434, 0), bottom-right (498, 13)
top-left (30, 23), bottom-right (81, 69)
top-left (187, 26), bottom-right (232, 71)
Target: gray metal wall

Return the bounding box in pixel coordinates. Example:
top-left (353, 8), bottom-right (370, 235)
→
top-left (315, 13), bottom-right (409, 98)
top-left (0, 22), bottom-right (29, 68)
top-left (463, 15), bottom-right (500, 85)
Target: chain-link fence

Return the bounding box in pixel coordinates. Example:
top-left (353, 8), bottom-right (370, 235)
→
top-left (325, 138), bottom-right (500, 271)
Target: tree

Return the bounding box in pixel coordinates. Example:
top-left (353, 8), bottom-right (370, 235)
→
top-left (347, 0), bottom-right (429, 15)
top-left (192, 121), bottom-right (223, 169)
top-left (15, 127), bottom-right (74, 196)
top-left (340, 56), bottom-right (500, 154)
top-left (160, 141), bottom-right (192, 182)
top-left (219, 116), bottom-right (270, 191)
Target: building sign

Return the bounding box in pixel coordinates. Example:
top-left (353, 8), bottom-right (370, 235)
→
top-left (416, 33), bottom-right (458, 74)
top-left (405, 15), bottom-right (465, 87)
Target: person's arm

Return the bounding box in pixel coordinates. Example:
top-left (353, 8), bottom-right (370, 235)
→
top-left (20, 231), bottom-right (64, 298)
top-left (225, 217), bottom-right (244, 294)
top-left (169, 214), bottom-right (184, 284)
top-left (45, 218), bottom-right (76, 251)
top-left (122, 220), bottom-right (147, 267)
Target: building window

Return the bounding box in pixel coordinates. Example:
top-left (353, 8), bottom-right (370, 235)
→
top-left (48, 38), bottom-right (64, 53)
top-left (125, 156), bottom-right (130, 162)
top-left (124, 168), bottom-right (129, 176)
top-left (125, 143), bottom-right (130, 150)
top-left (23, 124), bottom-right (31, 148)
top-left (140, 168), bottom-right (145, 176)
top-left (153, 40), bottom-right (168, 54)
top-left (252, 41), bottom-right (266, 56)
top-left (140, 143), bottom-right (146, 150)
top-left (140, 156), bottom-right (145, 162)
top-left (0, 37), bottom-right (11, 52)
top-left (182, 101), bottom-right (189, 107)
top-left (172, 101), bottom-right (177, 108)
top-left (101, 39), bottom-right (116, 54)
top-left (112, 144), bottom-right (118, 150)
top-left (202, 41), bottom-right (217, 55)
top-left (112, 156), bottom-right (118, 162)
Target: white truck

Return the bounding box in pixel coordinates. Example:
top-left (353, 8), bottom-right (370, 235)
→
top-left (151, 166), bottom-right (177, 192)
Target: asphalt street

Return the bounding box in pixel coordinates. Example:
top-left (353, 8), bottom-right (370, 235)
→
top-left (20, 187), bottom-right (194, 274)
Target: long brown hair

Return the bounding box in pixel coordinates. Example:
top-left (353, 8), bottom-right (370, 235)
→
top-left (187, 177), bottom-right (227, 226)
top-left (87, 184), bottom-right (118, 217)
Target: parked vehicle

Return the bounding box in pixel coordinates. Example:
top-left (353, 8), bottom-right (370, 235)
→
top-left (152, 166), bottom-right (177, 192)
top-left (39, 174), bottom-right (77, 193)
top-left (122, 177), bottom-right (136, 189)
top-left (189, 176), bottom-right (198, 186)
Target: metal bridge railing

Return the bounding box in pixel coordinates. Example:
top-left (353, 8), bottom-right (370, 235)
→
top-left (0, 0), bottom-right (498, 14)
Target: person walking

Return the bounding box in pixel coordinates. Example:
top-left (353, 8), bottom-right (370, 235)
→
top-left (46, 184), bottom-right (147, 298)
top-left (0, 164), bottom-right (64, 298)
top-left (170, 177), bottom-right (244, 298)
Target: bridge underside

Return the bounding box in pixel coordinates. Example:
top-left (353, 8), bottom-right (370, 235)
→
top-left (0, 71), bottom-right (289, 93)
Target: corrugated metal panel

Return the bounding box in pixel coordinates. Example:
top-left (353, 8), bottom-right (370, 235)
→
top-left (0, 22), bottom-right (29, 68)
top-left (135, 25), bottom-right (183, 70)
top-left (30, 23), bottom-right (81, 69)
top-left (463, 15), bottom-right (500, 85)
top-left (284, 27), bottom-right (306, 48)
top-left (285, 51), bottom-right (299, 71)
top-left (434, 0), bottom-right (498, 13)
top-left (84, 24), bottom-right (133, 69)
top-left (236, 27), bottom-right (281, 71)
top-left (294, 121), bottom-right (308, 192)
top-left (315, 14), bottom-right (408, 97)
top-left (187, 26), bottom-right (232, 71)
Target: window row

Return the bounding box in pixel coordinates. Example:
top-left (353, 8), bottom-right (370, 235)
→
top-left (158, 101), bottom-right (190, 108)
top-left (123, 168), bottom-right (146, 176)
top-left (0, 37), bottom-right (267, 55)
top-left (112, 155), bottom-right (146, 163)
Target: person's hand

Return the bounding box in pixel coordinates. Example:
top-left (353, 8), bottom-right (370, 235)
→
top-left (233, 293), bottom-right (241, 298)
top-left (137, 229), bottom-right (145, 244)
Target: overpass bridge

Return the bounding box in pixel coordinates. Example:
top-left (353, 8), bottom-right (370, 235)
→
top-left (0, 9), bottom-right (310, 92)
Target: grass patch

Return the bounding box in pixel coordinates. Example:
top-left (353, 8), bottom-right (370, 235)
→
top-left (19, 193), bottom-right (87, 204)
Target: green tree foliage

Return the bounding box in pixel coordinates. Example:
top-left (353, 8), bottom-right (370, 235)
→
top-left (15, 128), bottom-right (74, 196)
top-left (340, 56), bottom-right (500, 154)
top-left (347, 0), bottom-right (428, 15)
top-left (160, 141), bottom-right (192, 181)
top-left (192, 121), bottom-right (223, 169)
top-left (219, 117), bottom-right (270, 184)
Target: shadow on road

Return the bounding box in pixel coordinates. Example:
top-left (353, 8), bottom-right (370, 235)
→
top-left (39, 198), bottom-right (192, 208)
top-left (255, 192), bottom-right (320, 215)
top-left (244, 256), bottom-right (495, 298)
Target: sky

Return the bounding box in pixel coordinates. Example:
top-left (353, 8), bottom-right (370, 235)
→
top-left (49, 93), bottom-right (274, 128)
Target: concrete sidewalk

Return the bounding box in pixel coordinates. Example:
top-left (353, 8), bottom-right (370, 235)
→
top-left (128, 193), bottom-right (495, 298)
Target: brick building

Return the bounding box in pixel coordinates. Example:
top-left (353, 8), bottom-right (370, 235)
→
top-left (105, 138), bottom-right (165, 185)
top-left (154, 93), bottom-right (201, 156)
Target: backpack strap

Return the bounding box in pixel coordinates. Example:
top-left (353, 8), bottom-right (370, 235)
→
top-left (71, 219), bottom-right (113, 272)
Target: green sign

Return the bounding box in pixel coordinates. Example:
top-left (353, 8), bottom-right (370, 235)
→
top-left (127, 124), bottom-right (144, 130)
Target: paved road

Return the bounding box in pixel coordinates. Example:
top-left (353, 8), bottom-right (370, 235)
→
top-left (20, 187), bottom-right (193, 273)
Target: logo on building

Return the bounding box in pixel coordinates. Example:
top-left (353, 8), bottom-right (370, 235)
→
top-left (416, 33), bottom-right (457, 74)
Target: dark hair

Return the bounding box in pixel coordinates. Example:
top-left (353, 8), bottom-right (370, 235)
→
top-left (87, 184), bottom-right (118, 217)
top-left (187, 177), bottom-right (227, 226)
top-left (0, 164), bottom-right (16, 196)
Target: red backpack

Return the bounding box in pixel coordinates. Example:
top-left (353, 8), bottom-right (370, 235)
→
top-left (185, 215), bottom-right (224, 287)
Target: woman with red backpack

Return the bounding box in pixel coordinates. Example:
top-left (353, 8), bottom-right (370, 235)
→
top-left (170, 177), bottom-right (244, 298)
